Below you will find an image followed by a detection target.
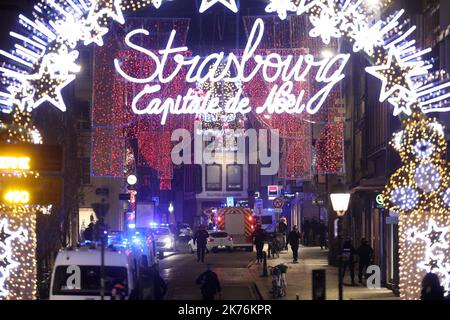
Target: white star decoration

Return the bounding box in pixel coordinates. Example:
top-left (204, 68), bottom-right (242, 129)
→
top-left (83, 21), bottom-right (109, 47)
top-left (365, 49), bottom-right (416, 103)
top-left (88, 0), bottom-right (125, 25)
top-left (388, 90), bottom-right (416, 116)
top-left (265, 0), bottom-right (297, 20)
top-left (25, 60), bottom-right (76, 112)
top-left (0, 218), bottom-right (28, 298)
top-left (199, 0), bottom-right (238, 13)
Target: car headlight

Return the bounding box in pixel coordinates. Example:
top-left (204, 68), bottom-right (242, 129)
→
top-left (163, 236), bottom-right (173, 247)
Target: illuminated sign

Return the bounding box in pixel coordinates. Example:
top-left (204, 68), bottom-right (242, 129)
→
top-left (4, 190), bottom-right (30, 204)
top-left (375, 193), bottom-right (384, 209)
top-left (268, 185), bottom-right (280, 200)
top-left (0, 157), bottom-right (30, 170)
top-left (115, 18), bottom-right (350, 125)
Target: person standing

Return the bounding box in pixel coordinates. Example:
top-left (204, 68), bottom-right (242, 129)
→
top-left (196, 264), bottom-right (221, 300)
top-left (318, 221), bottom-right (327, 250)
top-left (287, 226), bottom-right (301, 263)
top-left (356, 238), bottom-right (373, 283)
top-left (193, 225), bottom-right (209, 263)
top-left (341, 238), bottom-right (356, 285)
top-left (279, 217), bottom-right (288, 249)
top-left (252, 224), bottom-right (267, 263)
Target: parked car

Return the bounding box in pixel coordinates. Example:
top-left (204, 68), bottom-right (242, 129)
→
top-left (150, 225), bottom-right (176, 258)
top-left (178, 223), bottom-right (193, 237)
top-left (188, 231), bottom-right (233, 253)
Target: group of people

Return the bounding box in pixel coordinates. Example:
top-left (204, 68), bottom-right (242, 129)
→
top-left (252, 223), bottom-right (302, 264)
top-left (340, 238), bottom-right (374, 285)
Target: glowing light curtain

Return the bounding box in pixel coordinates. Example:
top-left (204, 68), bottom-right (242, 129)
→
top-left (0, 206), bottom-right (37, 300)
top-left (92, 18), bottom-right (192, 186)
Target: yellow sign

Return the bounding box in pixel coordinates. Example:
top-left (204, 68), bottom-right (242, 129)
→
top-left (4, 190), bottom-right (30, 204)
top-left (0, 156), bottom-right (30, 170)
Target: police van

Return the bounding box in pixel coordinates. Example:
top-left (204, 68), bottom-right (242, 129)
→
top-left (49, 231), bottom-right (157, 300)
top-left (49, 246), bottom-right (137, 300)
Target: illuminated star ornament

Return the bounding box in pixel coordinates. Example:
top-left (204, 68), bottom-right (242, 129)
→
top-left (388, 91), bottom-right (416, 116)
top-left (26, 60), bottom-right (76, 112)
top-left (88, 0), bottom-right (126, 25)
top-left (366, 49), bottom-right (416, 103)
top-left (199, 0), bottom-right (238, 13)
top-left (83, 21), bottom-right (109, 47)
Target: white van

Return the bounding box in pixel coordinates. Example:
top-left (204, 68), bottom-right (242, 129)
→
top-left (50, 246), bottom-right (137, 300)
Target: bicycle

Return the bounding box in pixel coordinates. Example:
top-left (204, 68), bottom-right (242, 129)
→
top-left (268, 237), bottom-right (282, 259)
top-left (269, 264), bottom-right (288, 298)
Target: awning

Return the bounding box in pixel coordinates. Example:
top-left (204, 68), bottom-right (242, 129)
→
top-left (350, 177), bottom-right (387, 193)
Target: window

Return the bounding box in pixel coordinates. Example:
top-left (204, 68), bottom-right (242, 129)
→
top-left (205, 164), bottom-right (222, 191)
top-left (226, 164), bottom-right (243, 191)
top-left (52, 266), bottom-right (128, 296)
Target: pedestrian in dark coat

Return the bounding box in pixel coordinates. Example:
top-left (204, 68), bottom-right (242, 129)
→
top-left (421, 273), bottom-right (445, 300)
top-left (318, 221), bottom-right (327, 250)
top-left (196, 264), bottom-right (221, 300)
top-left (252, 224), bottom-right (267, 263)
top-left (341, 238), bottom-right (356, 285)
top-left (356, 238), bottom-right (373, 283)
top-left (287, 226), bottom-right (301, 263)
top-left (193, 225), bottom-right (209, 263)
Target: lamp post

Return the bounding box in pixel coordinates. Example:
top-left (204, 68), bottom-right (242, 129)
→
top-left (330, 192), bottom-right (351, 301)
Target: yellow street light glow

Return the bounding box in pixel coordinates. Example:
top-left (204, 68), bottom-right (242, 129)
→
top-left (4, 190), bottom-right (30, 204)
top-left (0, 156), bottom-right (31, 170)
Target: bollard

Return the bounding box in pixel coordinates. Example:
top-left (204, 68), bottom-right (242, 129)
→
top-left (262, 251), bottom-right (268, 277)
top-left (296, 293), bottom-right (300, 300)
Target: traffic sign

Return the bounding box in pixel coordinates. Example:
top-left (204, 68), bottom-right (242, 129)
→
top-left (273, 197), bottom-right (284, 209)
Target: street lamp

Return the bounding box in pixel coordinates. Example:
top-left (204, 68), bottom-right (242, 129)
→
top-left (330, 191), bottom-right (351, 301)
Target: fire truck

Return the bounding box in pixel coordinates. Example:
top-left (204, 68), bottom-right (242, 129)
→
top-left (216, 207), bottom-right (255, 251)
